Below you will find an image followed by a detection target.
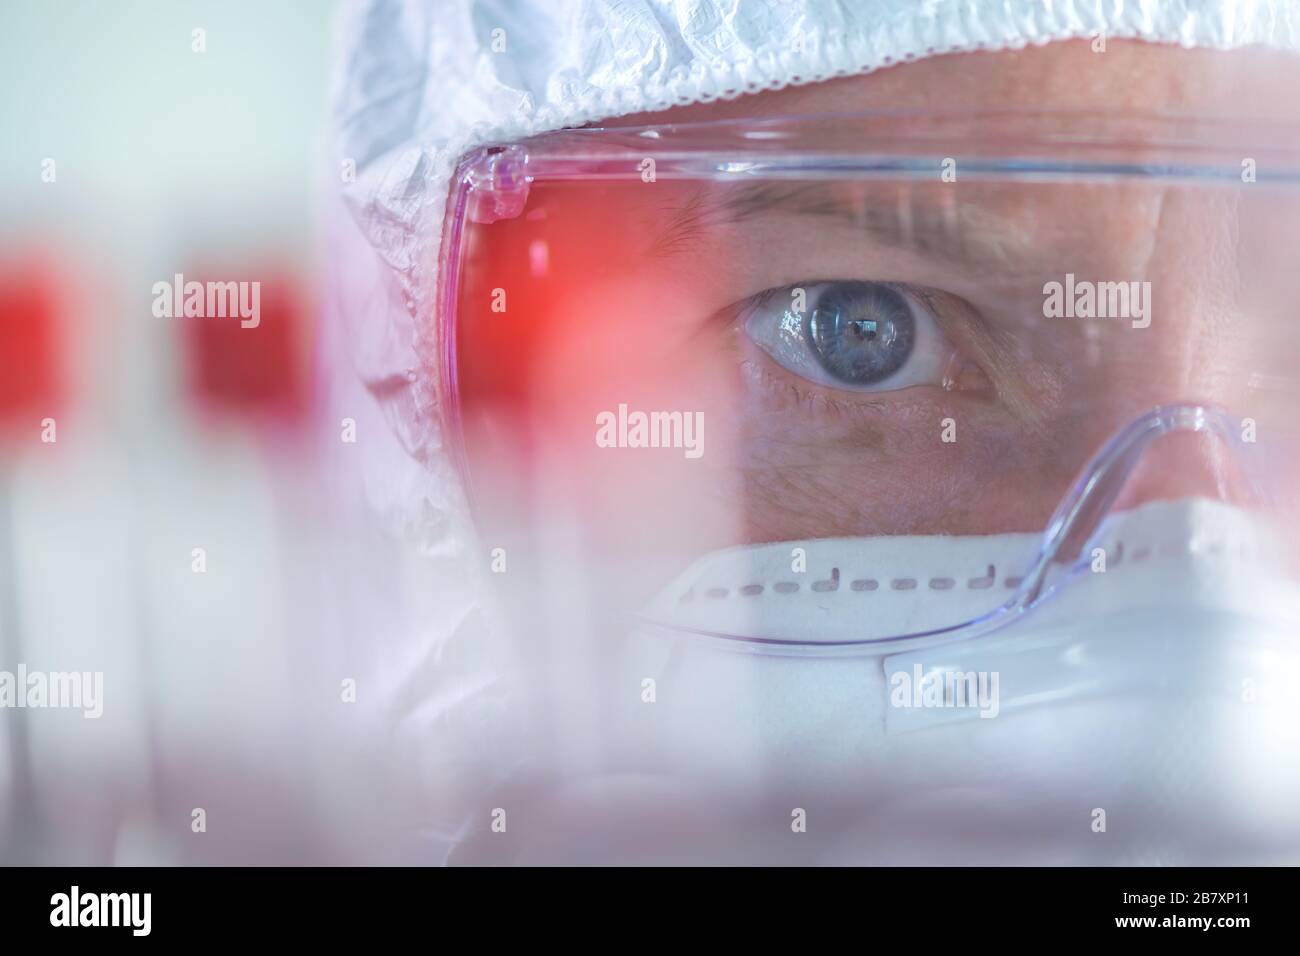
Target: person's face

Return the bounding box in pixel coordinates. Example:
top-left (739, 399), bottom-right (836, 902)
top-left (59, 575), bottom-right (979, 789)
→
top-left (454, 41), bottom-right (1300, 600)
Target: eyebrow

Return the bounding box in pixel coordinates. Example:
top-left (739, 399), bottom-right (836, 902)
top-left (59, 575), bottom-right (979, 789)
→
top-left (652, 181), bottom-right (1038, 276)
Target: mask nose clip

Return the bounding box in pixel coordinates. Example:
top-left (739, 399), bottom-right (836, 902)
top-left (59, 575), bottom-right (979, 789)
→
top-left (1016, 404), bottom-right (1263, 607)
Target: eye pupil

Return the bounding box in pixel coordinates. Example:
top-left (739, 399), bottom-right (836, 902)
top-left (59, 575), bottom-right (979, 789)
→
top-left (806, 282), bottom-right (915, 384)
top-left (852, 319), bottom-right (878, 341)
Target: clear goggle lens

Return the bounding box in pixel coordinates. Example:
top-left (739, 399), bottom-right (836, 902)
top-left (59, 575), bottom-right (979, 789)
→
top-left (443, 113), bottom-right (1300, 647)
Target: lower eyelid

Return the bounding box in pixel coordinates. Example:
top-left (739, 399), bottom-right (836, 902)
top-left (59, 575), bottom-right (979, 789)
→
top-left (740, 357), bottom-right (947, 420)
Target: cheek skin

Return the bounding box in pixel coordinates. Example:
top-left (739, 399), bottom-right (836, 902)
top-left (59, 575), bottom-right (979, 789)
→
top-left (737, 431), bottom-right (1082, 541)
top-left (733, 357), bottom-right (1078, 540)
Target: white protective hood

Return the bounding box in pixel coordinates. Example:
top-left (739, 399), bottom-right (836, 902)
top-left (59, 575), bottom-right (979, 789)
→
top-left (324, 0), bottom-right (1300, 853)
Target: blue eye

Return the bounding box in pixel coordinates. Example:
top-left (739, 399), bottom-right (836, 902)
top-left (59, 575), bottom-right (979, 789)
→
top-left (807, 281), bottom-right (915, 385)
top-left (743, 280), bottom-right (953, 393)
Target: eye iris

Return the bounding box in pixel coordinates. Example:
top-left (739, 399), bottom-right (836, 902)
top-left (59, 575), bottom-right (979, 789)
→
top-left (806, 282), bottom-right (915, 384)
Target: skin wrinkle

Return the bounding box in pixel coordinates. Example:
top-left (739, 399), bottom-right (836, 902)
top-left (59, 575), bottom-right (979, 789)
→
top-left (906, 284), bottom-right (1053, 437)
top-left (660, 180), bottom-right (1044, 282)
top-left (649, 190), bottom-right (715, 260)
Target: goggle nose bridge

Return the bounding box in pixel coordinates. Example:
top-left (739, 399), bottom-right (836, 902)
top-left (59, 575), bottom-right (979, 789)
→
top-left (1017, 404), bottom-right (1262, 607)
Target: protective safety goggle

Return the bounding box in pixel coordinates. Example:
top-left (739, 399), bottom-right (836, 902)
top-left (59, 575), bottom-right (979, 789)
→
top-left (438, 111), bottom-right (1300, 650)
